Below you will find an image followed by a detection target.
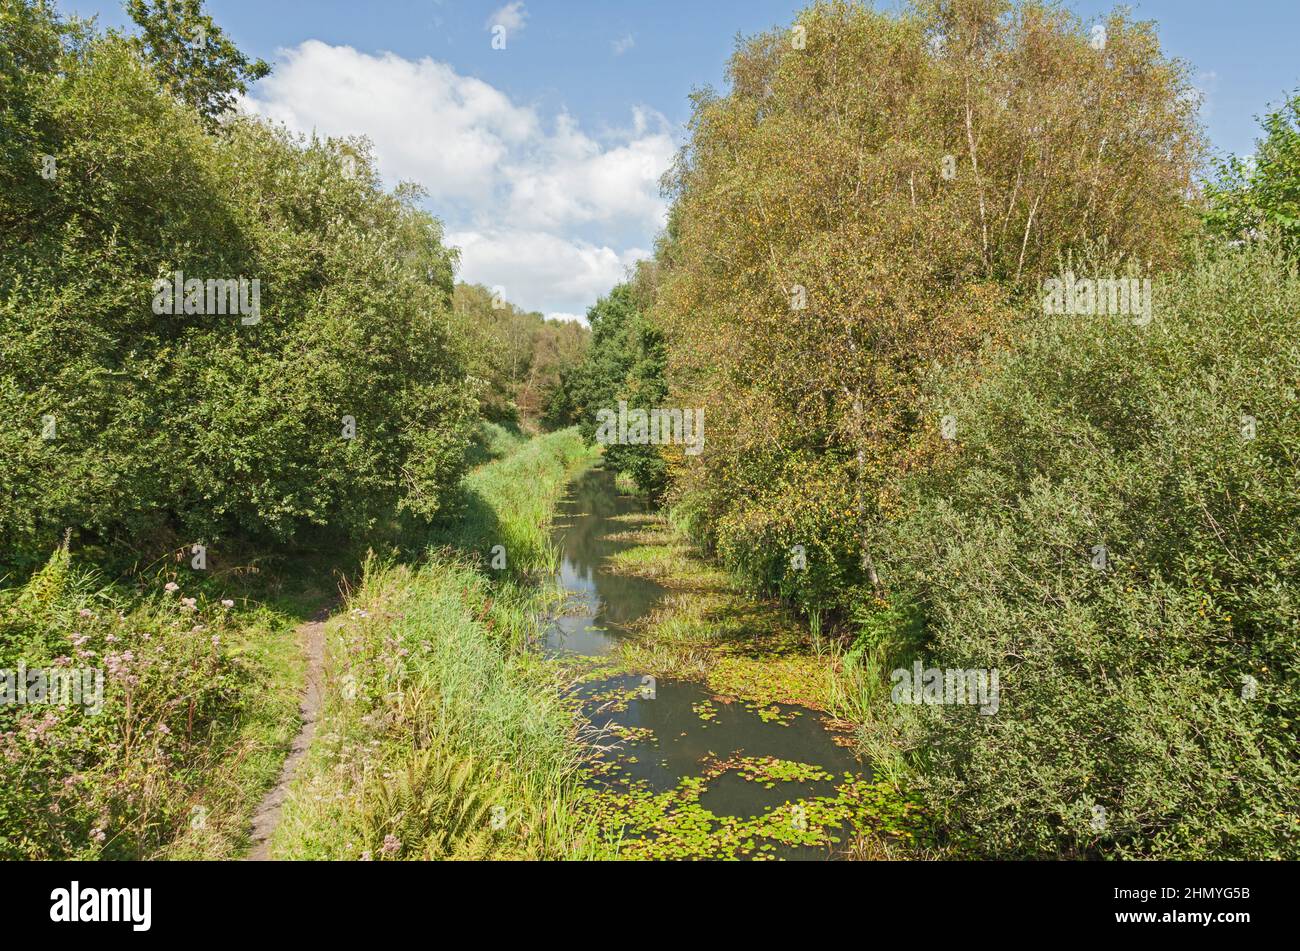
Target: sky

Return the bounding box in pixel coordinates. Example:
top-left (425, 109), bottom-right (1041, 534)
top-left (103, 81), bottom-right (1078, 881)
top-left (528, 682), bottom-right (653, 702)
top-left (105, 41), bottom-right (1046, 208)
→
top-left (58, 0), bottom-right (1300, 322)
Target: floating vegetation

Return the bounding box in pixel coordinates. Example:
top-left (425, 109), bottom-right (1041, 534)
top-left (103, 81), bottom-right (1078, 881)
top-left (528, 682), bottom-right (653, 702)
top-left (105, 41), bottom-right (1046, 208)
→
top-left (579, 755), bottom-right (926, 861)
top-left (691, 698), bottom-right (718, 722)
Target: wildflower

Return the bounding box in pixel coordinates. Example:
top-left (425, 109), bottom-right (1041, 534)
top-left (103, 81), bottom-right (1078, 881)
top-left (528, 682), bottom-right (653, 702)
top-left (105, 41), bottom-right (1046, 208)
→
top-left (221, 599), bottom-right (235, 609)
top-left (180, 597), bottom-right (197, 611)
top-left (78, 608), bottom-right (94, 619)
top-left (157, 723), bottom-right (171, 735)
top-left (381, 834), bottom-right (401, 856)
top-left (164, 582), bottom-right (179, 593)
top-left (360, 851), bottom-right (373, 861)
top-left (90, 828), bottom-right (107, 844)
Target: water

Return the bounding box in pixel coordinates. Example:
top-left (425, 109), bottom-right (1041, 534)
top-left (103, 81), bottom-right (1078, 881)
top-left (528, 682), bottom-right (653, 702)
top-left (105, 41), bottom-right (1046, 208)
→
top-left (546, 465), bottom-right (872, 860)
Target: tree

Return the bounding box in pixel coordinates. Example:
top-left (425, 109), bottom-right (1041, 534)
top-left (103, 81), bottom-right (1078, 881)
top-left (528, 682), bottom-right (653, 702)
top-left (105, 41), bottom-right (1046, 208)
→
top-left (1205, 90), bottom-right (1300, 256)
top-left (449, 283), bottom-right (589, 431)
top-left (126, 0), bottom-right (269, 127)
top-left (1, 6), bottom-right (474, 564)
top-left (567, 271), bottom-right (670, 496)
top-left (652, 0), bottom-right (1204, 611)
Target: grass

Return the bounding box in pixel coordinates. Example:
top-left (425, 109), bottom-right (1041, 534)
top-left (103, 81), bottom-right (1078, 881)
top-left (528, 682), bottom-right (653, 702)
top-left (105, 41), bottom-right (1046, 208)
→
top-left (269, 555), bottom-right (597, 859)
top-left (0, 541), bottom-right (337, 860)
top-left (271, 428), bottom-right (604, 860)
top-left (435, 427), bottom-right (600, 576)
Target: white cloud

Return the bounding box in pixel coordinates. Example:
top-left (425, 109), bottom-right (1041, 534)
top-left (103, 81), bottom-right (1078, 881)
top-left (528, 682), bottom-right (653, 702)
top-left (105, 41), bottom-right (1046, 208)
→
top-left (612, 34), bottom-right (635, 56)
top-left (243, 41), bottom-right (674, 316)
top-left (245, 41), bottom-right (537, 204)
top-left (448, 229), bottom-right (649, 319)
top-left (487, 2), bottom-right (527, 34)
top-left (547, 312), bottom-right (587, 324)
top-left (502, 109), bottom-right (673, 230)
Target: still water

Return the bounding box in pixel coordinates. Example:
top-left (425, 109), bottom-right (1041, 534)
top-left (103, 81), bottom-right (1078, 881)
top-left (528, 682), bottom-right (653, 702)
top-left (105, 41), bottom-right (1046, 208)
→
top-left (545, 465), bottom-right (869, 859)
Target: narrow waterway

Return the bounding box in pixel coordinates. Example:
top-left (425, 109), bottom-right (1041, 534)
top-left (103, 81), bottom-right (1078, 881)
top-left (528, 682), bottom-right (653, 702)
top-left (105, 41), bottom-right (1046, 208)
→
top-left (546, 464), bottom-right (871, 860)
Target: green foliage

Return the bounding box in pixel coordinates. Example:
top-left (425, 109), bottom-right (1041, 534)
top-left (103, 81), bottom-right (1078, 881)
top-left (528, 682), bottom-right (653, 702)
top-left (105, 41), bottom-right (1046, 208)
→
top-left (653, 0), bottom-right (1204, 613)
top-left (567, 273), bottom-right (671, 497)
top-left (879, 243), bottom-right (1300, 858)
top-left (0, 543), bottom-right (303, 859)
top-left (0, 2), bottom-right (476, 567)
top-left (125, 0), bottom-right (270, 127)
top-left (1205, 89), bottom-right (1300, 257)
top-left (450, 283), bottom-right (589, 430)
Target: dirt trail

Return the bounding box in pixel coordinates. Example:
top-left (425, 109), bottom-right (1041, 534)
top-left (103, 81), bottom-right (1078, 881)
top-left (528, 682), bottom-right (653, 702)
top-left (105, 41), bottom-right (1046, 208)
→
top-left (245, 608), bottom-right (329, 861)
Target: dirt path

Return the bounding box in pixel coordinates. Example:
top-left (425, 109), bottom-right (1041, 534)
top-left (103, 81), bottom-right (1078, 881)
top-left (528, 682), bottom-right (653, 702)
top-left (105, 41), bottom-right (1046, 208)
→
top-left (245, 608), bottom-right (329, 861)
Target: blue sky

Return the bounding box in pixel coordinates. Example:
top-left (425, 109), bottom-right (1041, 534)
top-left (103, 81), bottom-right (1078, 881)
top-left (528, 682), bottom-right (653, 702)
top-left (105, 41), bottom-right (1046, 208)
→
top-left (60, 0), bottom-right (1300, 319)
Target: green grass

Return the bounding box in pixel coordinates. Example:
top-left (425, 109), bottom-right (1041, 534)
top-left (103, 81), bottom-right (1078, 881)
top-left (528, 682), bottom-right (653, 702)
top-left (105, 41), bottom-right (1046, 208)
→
top-left (462, 420), bottom-right (529, 469)
top-left (269, 555), bottom-right (598, 859)
top-left (435, 427), bottom-right (599, 576)
top-left (271, 428), bottom-right (603, 860)
top-left (0, 542), bottom-right (329, 860)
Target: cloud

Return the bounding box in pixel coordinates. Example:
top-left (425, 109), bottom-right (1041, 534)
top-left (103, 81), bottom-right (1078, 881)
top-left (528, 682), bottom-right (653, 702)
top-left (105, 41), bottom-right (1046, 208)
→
top-left (245, 41), bottom-right (537, 204)
top-left (1194, 70), bottom-right (1220, 119)
top-left (612, 34), bottom-right (635, 56)
top-left (243, 41), bottom-right (675, 316)
top-left (502, 109), bottom-right (673, 230)
top-left (487, 2), bottom-right (527, 34)
top-left (448, 229), bottom-right (649, 318)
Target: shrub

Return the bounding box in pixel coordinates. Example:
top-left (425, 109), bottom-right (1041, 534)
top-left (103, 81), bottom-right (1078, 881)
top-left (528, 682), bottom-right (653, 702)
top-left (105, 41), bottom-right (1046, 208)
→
top-left (879, 243), bottom-right (1300, 858)
top-left (0, 6), bottom-right (476, 568)
top-left (0, 543), bottom-right (289, 858)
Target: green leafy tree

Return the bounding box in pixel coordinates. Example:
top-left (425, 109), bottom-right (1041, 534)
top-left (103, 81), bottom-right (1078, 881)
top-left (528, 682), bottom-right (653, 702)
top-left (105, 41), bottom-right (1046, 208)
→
top-left (1205, 90), bottom-right (1300, 256)
top-left (568, 271), bottom-right (669, 496)
top-left (449, 283), bottom-right (589, 430)
top-left (1, 3), bottom-right (474, 566)
top-left (652, 0), bottom-right (1203, 611)
top-left (126, 0), bottom-right (269, 127)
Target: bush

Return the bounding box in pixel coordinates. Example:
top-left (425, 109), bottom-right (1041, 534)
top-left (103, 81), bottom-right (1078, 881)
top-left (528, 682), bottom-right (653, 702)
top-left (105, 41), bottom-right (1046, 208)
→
top-left (0, 543), bottom-right (291, 858)
top-left (879, 243), bottom-right (1300, 858)
top-left (0, 7), bottom-right (476, 568)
